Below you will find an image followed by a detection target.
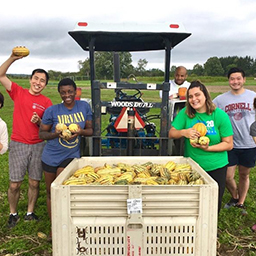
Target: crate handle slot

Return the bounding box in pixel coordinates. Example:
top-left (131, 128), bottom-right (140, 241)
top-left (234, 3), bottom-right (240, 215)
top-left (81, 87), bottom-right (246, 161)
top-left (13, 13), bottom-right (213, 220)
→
top-left (127, 223), bottom-right (143, 229)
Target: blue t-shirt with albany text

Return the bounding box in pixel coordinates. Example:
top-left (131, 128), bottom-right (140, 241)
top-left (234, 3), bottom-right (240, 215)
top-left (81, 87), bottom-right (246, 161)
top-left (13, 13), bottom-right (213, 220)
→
top-left (41, 100), bottom-right (92, 166)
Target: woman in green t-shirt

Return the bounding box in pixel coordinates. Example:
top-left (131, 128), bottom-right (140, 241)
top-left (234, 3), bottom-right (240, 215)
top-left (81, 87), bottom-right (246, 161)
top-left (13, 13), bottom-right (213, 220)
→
top-left (169, 80), bottom-right (233, 213)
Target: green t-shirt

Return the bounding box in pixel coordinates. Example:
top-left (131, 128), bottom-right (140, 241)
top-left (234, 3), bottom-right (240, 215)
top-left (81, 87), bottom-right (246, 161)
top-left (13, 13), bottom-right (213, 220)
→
top-left (172, 107), bottom-right (233, 171)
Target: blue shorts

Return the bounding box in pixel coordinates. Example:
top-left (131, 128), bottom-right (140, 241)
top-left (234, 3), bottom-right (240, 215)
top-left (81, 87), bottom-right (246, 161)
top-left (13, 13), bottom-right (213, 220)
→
top-left (228, 148), bottom-right (256, 168)
top-left (42, 158), bottom-right (74, 173)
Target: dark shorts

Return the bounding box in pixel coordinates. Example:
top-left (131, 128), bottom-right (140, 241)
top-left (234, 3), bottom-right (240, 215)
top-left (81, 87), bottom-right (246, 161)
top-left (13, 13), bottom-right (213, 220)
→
top-left (42, 158), bottom-right (74, 173)
top-left (227, 148), bottom-right (256, 168)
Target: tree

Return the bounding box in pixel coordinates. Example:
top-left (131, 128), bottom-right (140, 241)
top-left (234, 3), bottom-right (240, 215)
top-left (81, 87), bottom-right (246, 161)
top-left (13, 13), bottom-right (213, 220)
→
top-left (219, 56), bottom-right (238, 75)
top-left (48, 70), bottom-right (63, 80)
top-left (192, 64), bottom-right (204, 76)
top-left (48, 54), bottom-right (256, 80)
top-left (146, 68), bottom-right (164, 77)
top-left (204, 57), bottom-right (224, 76)
top-left (251, 61), bottom-right (256, 77)
top-left (78, 59), bottom-right (90, 78)
top-left (78, 52), bottom-right (133, 80)
top-left (135, 59), bottom-right (148, 76)
top-left (219, 55), bottom-right (256, 76)
top-left (94, 52), bottom-right (113, 79)
top-left (118, 52), bottom-right (134, 78)
top-left (170, 65), bottom-right (177, 77)
top-left (225, 64), bottom-right (237, 75)
top-left (236, 56), bottom-right (255, 76)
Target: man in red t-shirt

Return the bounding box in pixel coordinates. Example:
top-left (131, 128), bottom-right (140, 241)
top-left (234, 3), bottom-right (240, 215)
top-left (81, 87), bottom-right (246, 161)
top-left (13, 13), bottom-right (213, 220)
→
top-left (0, 51), bottom-right (52, 228)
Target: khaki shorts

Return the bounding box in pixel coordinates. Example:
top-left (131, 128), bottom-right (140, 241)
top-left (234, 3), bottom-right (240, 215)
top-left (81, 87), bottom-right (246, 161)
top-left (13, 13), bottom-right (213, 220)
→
top-left (9, 140), bottom-right (46, 182)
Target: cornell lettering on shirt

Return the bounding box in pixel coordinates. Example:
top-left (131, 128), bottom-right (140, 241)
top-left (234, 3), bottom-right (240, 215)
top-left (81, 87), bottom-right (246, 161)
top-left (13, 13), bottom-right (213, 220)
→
top-left (225, 102), bottom-right (251, 112)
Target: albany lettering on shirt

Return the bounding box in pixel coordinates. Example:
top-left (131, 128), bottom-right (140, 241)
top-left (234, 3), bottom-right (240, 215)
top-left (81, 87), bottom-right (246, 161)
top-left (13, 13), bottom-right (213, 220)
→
top-left (57, 112), bottom-right (85, 124)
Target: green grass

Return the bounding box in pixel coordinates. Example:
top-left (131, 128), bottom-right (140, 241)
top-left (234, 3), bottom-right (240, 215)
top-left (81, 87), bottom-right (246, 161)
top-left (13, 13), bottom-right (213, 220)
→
top-left (132, 75), bottom-right (256, 86)
top-left (0, 77), bottom-right (256, 255)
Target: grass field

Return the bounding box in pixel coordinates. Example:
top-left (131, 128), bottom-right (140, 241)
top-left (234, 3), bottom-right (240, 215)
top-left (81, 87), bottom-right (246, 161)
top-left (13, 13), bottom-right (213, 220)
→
top-left (0, 77), bottom-right (256, 255)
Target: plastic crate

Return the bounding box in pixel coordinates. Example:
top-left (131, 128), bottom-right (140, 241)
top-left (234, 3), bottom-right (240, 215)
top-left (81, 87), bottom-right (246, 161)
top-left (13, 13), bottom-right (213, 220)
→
top-left (51, 156), bottom-right (218, 256)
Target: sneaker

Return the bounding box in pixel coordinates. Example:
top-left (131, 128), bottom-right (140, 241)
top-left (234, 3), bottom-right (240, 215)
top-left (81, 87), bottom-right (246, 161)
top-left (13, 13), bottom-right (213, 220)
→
top-left (235, 204), bottom-right (248, 215)
top-left (224, 197), bottom-right (239, 209)
top-left (24, 212), bottom-right (39, 221)
top-left (8, 214), bottom-right (20, 228)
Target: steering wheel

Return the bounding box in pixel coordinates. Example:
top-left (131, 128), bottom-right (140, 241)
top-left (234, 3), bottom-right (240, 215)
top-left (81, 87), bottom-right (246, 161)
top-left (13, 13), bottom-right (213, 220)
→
top-left (116, 89), bottom-right (142, 100)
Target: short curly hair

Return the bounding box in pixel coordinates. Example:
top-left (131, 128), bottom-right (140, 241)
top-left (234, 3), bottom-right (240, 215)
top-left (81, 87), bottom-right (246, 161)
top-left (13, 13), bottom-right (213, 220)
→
top-left (58, 78), bottom-right (77, 92)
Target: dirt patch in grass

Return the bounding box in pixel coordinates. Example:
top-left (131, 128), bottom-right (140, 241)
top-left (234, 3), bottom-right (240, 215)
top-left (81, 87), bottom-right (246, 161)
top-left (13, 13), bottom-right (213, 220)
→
top-left (207, 85), bottom-right (256, 93)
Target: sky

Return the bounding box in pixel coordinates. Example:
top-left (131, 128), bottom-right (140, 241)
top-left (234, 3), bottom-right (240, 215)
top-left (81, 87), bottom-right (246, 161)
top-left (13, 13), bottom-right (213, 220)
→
top-left (1, 0), bottom-right (256, 75)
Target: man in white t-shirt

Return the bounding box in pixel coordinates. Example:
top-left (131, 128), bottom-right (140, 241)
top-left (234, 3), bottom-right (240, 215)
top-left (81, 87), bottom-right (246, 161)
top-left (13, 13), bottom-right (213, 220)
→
top-left (159, 66), bottom-right (190, 99)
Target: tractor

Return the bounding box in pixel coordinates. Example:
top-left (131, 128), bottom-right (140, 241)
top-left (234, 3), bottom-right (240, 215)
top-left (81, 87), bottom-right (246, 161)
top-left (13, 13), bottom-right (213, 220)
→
top-left (68, 21), bottom-right (191, 156)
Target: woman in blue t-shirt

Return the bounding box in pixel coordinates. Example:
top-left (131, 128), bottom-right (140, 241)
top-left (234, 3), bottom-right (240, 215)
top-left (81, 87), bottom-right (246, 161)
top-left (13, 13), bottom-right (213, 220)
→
top-left (39, 78), bottom-right (93, 237)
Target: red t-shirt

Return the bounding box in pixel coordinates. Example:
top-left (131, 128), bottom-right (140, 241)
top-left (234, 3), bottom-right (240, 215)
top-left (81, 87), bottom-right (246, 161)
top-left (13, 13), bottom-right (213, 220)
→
top-left (7, 82), bottom-right (52, 144)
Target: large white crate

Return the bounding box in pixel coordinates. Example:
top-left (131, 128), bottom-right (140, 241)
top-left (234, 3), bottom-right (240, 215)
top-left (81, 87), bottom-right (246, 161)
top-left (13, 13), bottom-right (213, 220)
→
top-left (51, 156), bottom-right (218, 256)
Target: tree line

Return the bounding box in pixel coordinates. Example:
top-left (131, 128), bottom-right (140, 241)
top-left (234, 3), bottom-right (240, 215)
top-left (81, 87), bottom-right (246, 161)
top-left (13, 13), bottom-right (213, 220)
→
top-left (77, 53), bottom-right (256, 79)
top-left (192, 56), bottom-right (256, 77)
top-left (9, 53), bottom-right (256, 80)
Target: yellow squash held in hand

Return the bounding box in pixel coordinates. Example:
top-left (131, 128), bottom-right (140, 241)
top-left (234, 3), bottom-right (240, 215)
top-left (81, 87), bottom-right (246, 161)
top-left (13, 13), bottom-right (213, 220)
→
top-left (198, 136), bottom-right (210, 145)
top-left (12, 46), bottom-right (30, 57)
top-left (62, 129), bottom-right (72, 140)
top-left (192, 123), bottom-right (207, 136)
top-left (56, 123), bottom-right (67, 133)
top-left (69, 123), bottom-right (79, 133)
top-left (189, 137), bottom-right (199, 145)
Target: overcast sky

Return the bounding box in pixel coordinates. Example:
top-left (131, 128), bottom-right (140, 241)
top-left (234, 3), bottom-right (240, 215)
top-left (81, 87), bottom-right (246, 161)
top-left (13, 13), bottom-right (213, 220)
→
top-left (1, 0), bottom-right (256, 75)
